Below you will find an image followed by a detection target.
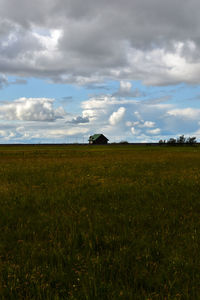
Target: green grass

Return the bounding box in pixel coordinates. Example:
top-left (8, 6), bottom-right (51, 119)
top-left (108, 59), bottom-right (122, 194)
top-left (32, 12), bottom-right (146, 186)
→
top-left (0, 145), bottom-right (200, 299)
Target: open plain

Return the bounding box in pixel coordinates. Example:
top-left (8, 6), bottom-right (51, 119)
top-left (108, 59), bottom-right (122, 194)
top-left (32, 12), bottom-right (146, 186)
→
top-left (0, 145), bottom-right (200, 299)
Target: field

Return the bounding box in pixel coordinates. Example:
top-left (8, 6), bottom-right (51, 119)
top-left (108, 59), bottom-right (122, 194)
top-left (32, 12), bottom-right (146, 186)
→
top-left (0, 145), bottom-right (200, 299)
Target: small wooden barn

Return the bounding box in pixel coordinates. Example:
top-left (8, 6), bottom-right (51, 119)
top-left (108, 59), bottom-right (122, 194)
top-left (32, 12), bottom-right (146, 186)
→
top-left (88, 134), bottom-right (109, 145)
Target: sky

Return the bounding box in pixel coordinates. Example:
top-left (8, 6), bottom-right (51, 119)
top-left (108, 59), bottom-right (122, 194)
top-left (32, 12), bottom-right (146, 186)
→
top-left (1, 0), bottom-right (200, 143)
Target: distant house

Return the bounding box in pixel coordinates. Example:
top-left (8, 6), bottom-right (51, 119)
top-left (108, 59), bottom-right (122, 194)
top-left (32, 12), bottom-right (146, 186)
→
top-left (88, 134), bottom-right (109, 145)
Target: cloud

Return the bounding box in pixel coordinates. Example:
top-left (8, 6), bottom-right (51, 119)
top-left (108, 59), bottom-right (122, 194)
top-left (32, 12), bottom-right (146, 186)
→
top-left (0, 121), bottom-right (90, 143)
top-left (0, 74), bottom-right (27, 89)
top-left (126, 120), bottom-right (155, 128)
top-left (120, 81), bottom-right (132, 93)
top-left (167, 108), bottom-right (200, 119)
top-left (11, 78), bottom-right (27, 85)
top-left (81, 95), bottom-right (165, 138)
top-left (131, 127), bottom-right (140, 135)
top-left (68, 116), bottom-right (89, 124)
top-left (119, 80), bottom-right (132, 94)
top-left (48, 127), bottom-right (89, 137)
top-left (1, 0), bottom-right (200, 85)
top-left (0, 97), bottom-right (66, 121)
top-left (0, 74), bottom-right (8, 89)
top-left (142, 121), bottom-right (155, 128)
top-left (0, 92), bottom-right (199, 143)
top-left (79, 93), bottom-right (200, 142)
top-left (109, 107), bottom-right (126, 125)
top-left (113, 80), bottom-right (142, 97)
top-left (147, 128), bottom-right (161, 135)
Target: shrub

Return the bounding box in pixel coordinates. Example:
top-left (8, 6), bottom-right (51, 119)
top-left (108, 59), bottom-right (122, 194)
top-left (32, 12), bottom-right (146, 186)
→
top-left (119, 141), bottom-right (129, 144)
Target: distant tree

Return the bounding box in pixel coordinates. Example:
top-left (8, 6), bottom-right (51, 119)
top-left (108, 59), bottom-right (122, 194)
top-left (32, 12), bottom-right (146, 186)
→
top-left (177, 135), bottom-right (186, 144)
top-left (167, 138), bottom-right (176, 145)
top-left (186, 136), bottom-right (197, 145)
top-left (119, 140), bottom-right (129, 144)
top-left (159, 139), bottom-right (166, 144)
top-left (164, 135), bottom-right (197, 146)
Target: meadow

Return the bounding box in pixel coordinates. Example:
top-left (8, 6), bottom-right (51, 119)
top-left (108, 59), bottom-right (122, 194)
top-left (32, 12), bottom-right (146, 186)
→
top-left (0, 144), bottom-right (200, 299)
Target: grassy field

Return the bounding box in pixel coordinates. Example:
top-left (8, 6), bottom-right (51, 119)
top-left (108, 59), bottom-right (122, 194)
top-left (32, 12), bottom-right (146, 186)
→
top-left (0, 145), bottom-right (200, 299)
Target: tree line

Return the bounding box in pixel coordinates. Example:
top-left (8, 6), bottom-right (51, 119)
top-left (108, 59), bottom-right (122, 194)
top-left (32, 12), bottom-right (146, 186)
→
top-left (159, 135), bottom-right (197, 145)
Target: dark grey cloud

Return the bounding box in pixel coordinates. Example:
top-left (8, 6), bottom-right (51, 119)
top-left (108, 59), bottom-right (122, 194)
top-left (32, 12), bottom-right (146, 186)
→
top-left (1, 0), bottom-right (200, 85)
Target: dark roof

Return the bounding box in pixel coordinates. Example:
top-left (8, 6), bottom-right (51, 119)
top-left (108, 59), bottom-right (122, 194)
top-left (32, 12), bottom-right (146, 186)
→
top-left (89, 134), bottom-right (109, 141)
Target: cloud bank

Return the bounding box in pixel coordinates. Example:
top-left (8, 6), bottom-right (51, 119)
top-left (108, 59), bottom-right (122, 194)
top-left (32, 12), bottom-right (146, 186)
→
top-left (1, 0), bottom-right (200, 85)
top-left (0, 94), bottom-right (199, 143)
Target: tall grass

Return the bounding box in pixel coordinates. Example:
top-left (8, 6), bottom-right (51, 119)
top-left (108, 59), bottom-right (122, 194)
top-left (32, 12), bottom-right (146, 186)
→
top-left (0, 145), bottom-right (200, 299)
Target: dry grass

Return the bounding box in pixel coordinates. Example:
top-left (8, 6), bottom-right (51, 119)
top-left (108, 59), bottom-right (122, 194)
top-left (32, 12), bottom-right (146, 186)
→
top-left (0, 145), bottom-right (200, 299)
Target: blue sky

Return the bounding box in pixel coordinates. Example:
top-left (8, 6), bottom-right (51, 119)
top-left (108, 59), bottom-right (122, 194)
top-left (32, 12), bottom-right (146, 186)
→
top-left (1, 0), bottom-right (200, 143)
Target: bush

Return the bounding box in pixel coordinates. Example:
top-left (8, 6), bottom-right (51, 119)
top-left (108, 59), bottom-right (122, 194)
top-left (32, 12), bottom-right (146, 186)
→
top-left (119, 141), bottom-right (129, 144)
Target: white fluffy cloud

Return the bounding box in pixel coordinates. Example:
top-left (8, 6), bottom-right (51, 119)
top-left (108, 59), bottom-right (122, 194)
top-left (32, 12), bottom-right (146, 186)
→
top-left (120, 81), bottom-right (132, 93)
top-left (109, 107), bottom-right (126, 125)
top-left (131, 127), bottom-right (139, 135)
top-left (0, 97), bottom-right (65, 121)
top-left (142, 121), bottom-right (155, 128)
